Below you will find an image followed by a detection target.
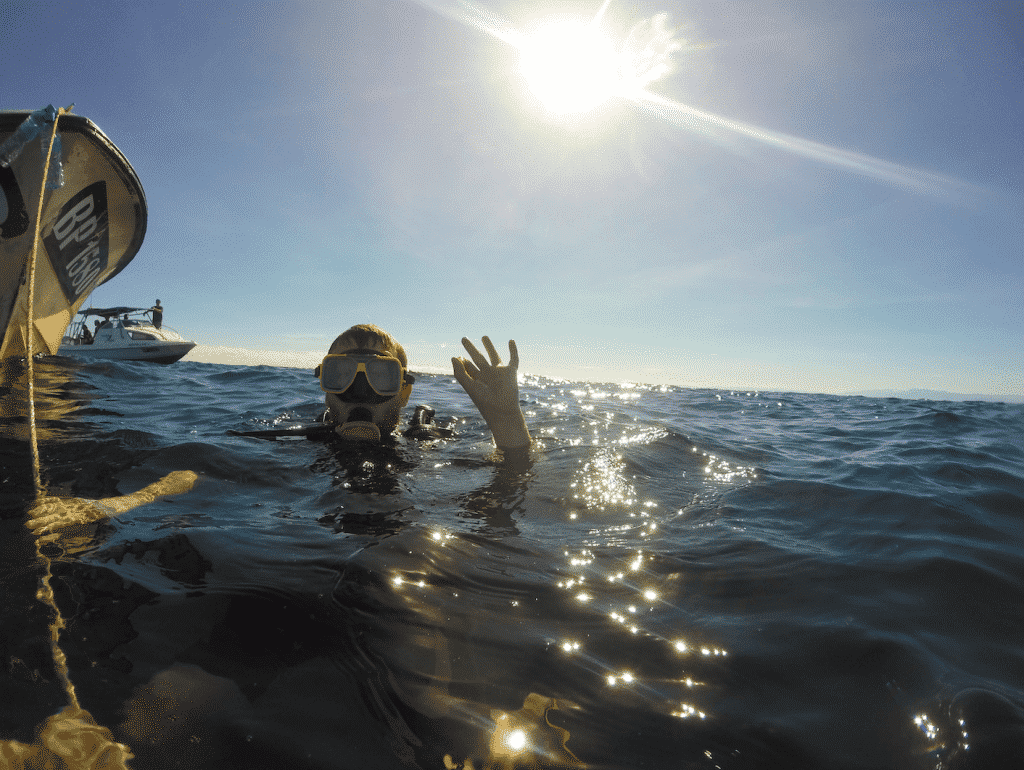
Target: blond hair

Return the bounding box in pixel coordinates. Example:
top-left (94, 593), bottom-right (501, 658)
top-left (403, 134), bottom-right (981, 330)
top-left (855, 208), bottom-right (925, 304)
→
top-left (328, 324), bottom-right (407, 367)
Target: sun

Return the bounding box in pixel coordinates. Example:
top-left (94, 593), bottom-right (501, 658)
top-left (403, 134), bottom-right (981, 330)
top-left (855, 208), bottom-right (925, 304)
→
top-left (517, 20), bottom-right (624, 115)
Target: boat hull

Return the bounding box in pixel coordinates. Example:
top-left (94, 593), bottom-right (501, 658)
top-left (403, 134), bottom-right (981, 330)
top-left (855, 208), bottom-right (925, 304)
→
top-left (57, 341), bottom-right (195, 365)
top-left (1, 109), bottom-right (147, 359)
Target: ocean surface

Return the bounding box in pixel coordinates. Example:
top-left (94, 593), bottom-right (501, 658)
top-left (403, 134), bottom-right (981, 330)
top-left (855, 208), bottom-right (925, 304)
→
top-left (1, 356), bottom-right (1023, 769)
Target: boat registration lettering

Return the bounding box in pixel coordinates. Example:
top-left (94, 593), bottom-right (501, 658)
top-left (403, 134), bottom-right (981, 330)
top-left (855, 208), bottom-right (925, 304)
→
top-left (44, 181), bottom-right (110, 302)
top-left (65, 243), bottom-right (103, 293)
top-left (52, 194), bottom-right (97, 251)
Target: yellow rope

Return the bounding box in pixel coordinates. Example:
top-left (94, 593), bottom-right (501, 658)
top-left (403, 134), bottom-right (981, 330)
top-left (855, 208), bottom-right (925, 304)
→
top-left (25, 105), bottom-right (70, 498)
top-left (23, 105), bottom-right (86, 710)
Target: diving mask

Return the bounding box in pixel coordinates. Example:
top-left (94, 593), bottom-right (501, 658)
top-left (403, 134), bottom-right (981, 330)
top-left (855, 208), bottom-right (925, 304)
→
top-left (316, 353), bottom-right (414, 397)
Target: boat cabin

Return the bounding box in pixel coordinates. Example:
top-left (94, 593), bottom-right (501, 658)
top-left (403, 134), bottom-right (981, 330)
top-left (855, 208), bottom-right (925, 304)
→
top-left (57, 306), bottom-right (196, 364)
top-left (90, 318), bottom-right (159, 344)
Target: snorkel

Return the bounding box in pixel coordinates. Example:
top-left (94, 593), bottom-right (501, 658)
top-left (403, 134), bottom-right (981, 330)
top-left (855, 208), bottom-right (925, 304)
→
top-left (327, 386), bottom-right (396, 441)
top-left (330, 379), bottom-right (414, 441)
top-left (335, 418), bottom-right (383, 442)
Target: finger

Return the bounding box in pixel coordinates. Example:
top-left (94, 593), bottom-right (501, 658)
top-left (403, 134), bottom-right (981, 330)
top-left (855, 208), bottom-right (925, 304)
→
top-left (508, 339), bottom-right (519, 370)
top-left (451, 356), bottom-right (469, 386)
top-left (452, 357), bottom-right (482, 388)
top-left (481, 336), bottom-right (501, 366)
top-left (461, 337), bottom-right (489, 370)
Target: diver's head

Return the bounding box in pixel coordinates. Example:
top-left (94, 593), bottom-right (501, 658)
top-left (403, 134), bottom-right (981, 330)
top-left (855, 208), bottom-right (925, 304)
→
top-left (318, 324), bottom-right (413, 440)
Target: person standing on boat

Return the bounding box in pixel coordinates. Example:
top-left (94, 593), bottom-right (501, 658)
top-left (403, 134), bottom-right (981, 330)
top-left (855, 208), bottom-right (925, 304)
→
top-left (148, 300), bottom-right (163, 329)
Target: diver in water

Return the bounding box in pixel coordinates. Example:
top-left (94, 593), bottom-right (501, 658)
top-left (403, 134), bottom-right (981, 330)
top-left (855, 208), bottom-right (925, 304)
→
top-left (233, 324), bottom-right (531, 451)
top-left (321, 323), bottom-right (530, 449)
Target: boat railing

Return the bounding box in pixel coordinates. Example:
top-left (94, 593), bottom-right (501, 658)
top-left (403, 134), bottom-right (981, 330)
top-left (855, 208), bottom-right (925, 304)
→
top-left (61, 320), bottom-right (87, 346)
top-left (141, 324), bottom-right (187, 341)
top-left (110, 317), bottom-right (187, 341)
top-left (60, 317), bottom-right (191, 348)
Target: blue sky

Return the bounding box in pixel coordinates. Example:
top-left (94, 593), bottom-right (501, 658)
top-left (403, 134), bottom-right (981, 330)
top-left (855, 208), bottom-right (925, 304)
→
top-left (5, 0), bottom-right (1022, 394)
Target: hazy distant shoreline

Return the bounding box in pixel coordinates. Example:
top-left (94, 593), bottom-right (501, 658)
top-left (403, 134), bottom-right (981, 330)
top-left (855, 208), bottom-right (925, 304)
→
top-left (184, 344), bottom-right (321, 369)
top-left (182, 346), bottom-right (1021, 404)
top-left (842, 388), bottom-right (1024, 404)
top-left (182, 345), bottom-right (452, 375)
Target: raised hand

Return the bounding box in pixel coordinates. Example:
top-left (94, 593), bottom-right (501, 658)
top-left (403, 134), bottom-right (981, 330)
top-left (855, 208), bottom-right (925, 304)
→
top-left (452, 337), bottom-right (531, 450)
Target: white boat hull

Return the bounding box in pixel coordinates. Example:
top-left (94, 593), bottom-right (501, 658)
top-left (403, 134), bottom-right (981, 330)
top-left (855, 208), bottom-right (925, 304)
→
top-left (58, 340), bottom-right (195, 365)
top-left (58, 313), bottom-right (195, 365)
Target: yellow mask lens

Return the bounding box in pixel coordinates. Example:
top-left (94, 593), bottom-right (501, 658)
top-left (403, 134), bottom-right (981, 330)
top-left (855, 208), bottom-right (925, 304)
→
top-left (318, 354), bottom-right (405, 396)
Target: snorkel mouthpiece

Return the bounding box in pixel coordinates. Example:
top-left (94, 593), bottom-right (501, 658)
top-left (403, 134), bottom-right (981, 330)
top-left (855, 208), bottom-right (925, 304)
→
top-left (335, 421), bottom-right (382, 442)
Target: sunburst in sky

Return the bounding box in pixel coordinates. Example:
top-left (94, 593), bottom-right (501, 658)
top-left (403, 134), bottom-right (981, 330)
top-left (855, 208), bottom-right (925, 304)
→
top-left (515, 2), bottom-right (681, 115)
top-left (415, 0), bottom-right (975, 200)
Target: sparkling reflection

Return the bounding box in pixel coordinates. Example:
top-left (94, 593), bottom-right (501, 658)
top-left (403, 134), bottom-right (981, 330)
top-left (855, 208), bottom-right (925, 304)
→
top-left (914, 713), bottom-right (940, 741)
top-left (673, 703), bottom-right (707, 720)
top-left (551, 526), bottom-right (730, 729)
top-left (478, 694), bottom-right (583, 769)
top-left (377, 377), bottom-right (751, 763)
top-left (700, 451), bottom-right (757, 484)
top-left (570, 449), bottom-right (638, 510)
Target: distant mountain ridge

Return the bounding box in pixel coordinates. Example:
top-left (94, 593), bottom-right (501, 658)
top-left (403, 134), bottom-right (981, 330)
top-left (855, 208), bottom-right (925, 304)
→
top-left (845, 388), bottom-right (1024, 404)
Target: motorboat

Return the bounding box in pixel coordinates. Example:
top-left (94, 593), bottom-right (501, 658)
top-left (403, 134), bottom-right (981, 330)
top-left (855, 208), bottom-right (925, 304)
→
top-left (1, 106), bottom-right (147, 361)
top-left (58, 306), bottom-right (195, 364)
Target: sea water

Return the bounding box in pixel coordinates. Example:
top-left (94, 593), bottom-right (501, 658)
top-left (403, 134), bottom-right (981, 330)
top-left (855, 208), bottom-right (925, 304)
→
top-left (1, 356), bottom-right (1023, 769)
